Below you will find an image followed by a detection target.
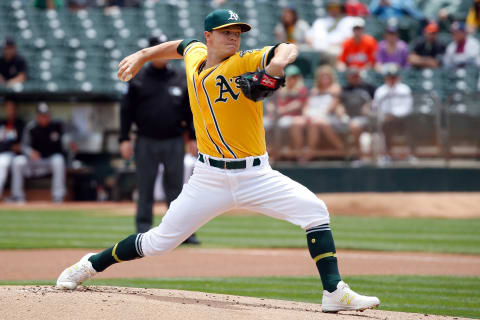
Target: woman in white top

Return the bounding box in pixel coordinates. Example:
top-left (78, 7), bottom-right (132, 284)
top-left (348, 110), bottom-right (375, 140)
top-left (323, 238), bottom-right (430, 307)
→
top-left (304, 65), bottom-right (346, 160)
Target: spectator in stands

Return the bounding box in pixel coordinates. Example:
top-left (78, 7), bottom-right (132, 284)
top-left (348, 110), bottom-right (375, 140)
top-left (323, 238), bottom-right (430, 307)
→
top-left (340, 68), bottom-right (375, 159)
top-left (303, 66), bottom-right (346, 160)
top-left (67, 0), bottom-right (91, 10)
top-left (408, 22), bottom-right (446, 69)
top-left (372, 64), bottom-right (413, 160)
top-left (306, 0), bottom-right (357, 64)
top-left (375, 25), bottom-right (409, 71)
top-left (0, 37), bottom-right (27, 88)
top-left (466, 0), bottom-right (480, 34)
top-left (0, 98), bottom-right (25, 200)
top-left (422, 0), bottom-right (464, 28)
top-left (274, 6), bottom-right (310, 50)
top-left (369, 0), bottom-right (424, 22)
top-left (104, 0), bottom-right (140, 8)
top-left (337, 18), bottom-right (377, 71)
top-left (33, 0), bottom-right (64, 10)
top-left (345, 0), bottom-right (369, 17)
top-left (264, 65), bottom-right (308, 160)
top-left (9, 102), bottom-right (66, 203)
top-left (443, 22), bottom-right (480, 69)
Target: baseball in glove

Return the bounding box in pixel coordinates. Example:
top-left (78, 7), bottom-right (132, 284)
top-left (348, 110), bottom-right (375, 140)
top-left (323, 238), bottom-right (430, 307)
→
top-left (237, 70), bottom-right (285, 102)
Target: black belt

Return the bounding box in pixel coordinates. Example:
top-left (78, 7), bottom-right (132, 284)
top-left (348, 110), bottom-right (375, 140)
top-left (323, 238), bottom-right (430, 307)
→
top-left (198, 154), bottom-right (261, 169)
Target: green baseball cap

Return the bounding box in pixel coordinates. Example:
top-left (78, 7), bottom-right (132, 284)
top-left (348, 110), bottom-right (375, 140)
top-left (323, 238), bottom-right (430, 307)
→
top-left (204, 9), bottom-right (251, 32)
top-left (285, 65), bottom-right (302, 77)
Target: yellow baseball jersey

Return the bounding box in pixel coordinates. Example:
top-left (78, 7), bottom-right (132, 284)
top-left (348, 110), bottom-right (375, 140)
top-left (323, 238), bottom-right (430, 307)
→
top-left (178, 40), bottom-right (276, 159)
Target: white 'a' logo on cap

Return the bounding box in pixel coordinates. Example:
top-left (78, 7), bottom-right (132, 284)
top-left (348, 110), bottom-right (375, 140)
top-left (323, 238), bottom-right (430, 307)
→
top-left (228, 10), bottom-right (239, 21)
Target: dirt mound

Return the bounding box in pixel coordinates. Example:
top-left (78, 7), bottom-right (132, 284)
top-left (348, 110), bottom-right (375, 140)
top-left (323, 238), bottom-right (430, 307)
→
top-left (0, 286), bottom-right (466, 320)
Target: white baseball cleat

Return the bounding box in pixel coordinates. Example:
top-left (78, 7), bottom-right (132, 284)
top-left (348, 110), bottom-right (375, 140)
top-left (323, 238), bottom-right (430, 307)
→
top-left (321, 281), bottom-right (380, 313)
top-left (56, 253), bottom-right (97, 290)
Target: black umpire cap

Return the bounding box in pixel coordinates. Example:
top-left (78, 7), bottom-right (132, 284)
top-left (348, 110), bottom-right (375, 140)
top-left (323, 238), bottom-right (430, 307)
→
top-left (148, 34), bottom-right (168, 47)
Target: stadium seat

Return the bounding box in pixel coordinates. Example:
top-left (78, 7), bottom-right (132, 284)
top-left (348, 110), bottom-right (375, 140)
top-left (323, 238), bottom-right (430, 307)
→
top-left (407, 92), bottom-right (443, 156)
top-left (1, 0), bottom-right (477, 121)
top-left (444, 92), bottom-right (480, 157)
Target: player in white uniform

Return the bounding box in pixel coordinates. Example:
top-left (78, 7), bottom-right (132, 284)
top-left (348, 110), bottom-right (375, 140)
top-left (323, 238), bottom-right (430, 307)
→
top-left (57, 9), bottom-right (380, 313)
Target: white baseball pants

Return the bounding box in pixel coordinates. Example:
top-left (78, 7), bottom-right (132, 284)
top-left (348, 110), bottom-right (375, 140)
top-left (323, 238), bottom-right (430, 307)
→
top-left (141, 154), bottom-right (330, 257)
top-left (10, 153), bottom-right (66, 201)
top-left (0, 152), bottom-right (14, 197)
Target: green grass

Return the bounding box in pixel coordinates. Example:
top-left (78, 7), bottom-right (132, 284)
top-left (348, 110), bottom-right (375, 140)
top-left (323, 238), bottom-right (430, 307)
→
top-left (2, 276), bottom-right (479, 319)
top-left (1, 209), bottom-right (480, 254)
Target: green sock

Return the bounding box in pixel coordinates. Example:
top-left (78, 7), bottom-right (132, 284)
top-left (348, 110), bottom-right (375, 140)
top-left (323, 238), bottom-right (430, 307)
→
top-left (306, 225), bottom-right (342, 293)
top-left (88, 234), bottom-right (144, 272)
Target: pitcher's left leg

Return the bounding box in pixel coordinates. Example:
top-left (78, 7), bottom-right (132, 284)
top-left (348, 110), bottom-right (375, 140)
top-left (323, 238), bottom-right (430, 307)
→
top-left (236, 167), bottom-right (379, 312)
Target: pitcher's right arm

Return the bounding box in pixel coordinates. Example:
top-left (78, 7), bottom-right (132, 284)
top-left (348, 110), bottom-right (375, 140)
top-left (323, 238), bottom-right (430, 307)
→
top-left (118, 40), bottom-right (183, 82)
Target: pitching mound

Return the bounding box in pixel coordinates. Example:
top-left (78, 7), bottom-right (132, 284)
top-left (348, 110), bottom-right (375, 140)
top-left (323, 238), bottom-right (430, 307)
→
top-left (0, 286), bottom-right (466, 320)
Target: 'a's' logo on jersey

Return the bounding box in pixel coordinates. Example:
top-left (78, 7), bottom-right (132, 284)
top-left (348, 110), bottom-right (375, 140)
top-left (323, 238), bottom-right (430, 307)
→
top-left (228, 10), bottom-right (239, 21)
top-left (215, 75), bottom-right (239, 103)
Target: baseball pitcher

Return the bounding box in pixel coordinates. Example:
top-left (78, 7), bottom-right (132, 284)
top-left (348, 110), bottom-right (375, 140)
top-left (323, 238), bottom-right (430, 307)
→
top-left (57, 9), bottom-right (380, 313)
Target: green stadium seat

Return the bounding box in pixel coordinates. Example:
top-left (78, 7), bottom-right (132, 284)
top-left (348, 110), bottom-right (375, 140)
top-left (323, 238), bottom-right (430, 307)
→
top-left (444, 92), bottom-right (480, 153)
top-left (364, 17), bottom-right (385, 40)
top-left (1, 0), bottom-right (475, 102)
top-left (407, 92), bottom-right (443, 150)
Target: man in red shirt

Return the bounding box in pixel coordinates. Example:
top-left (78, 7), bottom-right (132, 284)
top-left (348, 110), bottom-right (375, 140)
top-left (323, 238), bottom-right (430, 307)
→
top-left (337, 18), bottom-right (377, 71)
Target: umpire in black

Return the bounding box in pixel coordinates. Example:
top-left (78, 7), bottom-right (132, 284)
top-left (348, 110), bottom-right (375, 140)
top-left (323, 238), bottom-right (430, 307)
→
top-left (119, 35), bottom-right (199, 244)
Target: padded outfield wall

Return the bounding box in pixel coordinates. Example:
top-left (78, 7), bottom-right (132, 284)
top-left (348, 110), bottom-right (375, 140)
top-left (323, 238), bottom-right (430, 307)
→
top-left (274, 166), bottom-right (480, 193)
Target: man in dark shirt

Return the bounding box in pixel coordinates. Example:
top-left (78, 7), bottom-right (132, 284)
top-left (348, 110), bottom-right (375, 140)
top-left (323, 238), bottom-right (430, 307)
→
top-left (10, 102), bottom-right (66, 203)
top-left (120, 36), bottom-right (199, 244)
top-left (408, 22), bottom-right (446, 69)
top-left (340, 68), bottom-right (375, 159)
top-left (0, 37), bottom-right (27, 87)
top-left (0, 98), bottom-right (24, 199)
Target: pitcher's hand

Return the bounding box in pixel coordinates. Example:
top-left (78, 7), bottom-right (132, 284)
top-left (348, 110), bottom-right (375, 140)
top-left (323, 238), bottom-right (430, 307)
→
top-left (118, 50), bottom-right (146, 82)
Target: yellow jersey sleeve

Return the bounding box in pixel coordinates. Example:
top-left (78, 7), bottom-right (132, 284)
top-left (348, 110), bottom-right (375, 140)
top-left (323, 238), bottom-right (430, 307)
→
top-left (235, 45), bottom-right (277, 74)
top-left (181, 41), bottom-right (207, 75)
